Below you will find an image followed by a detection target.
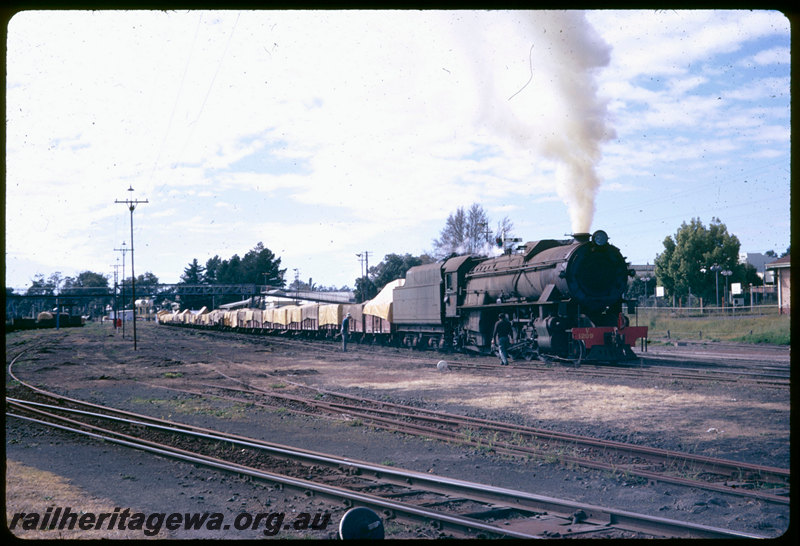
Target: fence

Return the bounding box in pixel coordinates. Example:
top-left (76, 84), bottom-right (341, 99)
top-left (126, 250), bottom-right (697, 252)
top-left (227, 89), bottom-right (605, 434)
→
top-left (630, 304), bottom-right (788, 343)
top-left (633, 304), bottom-right (781, 320)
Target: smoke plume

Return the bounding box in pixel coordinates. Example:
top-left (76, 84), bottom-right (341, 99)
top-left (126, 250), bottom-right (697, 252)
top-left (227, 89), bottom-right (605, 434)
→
top-left (538, 12), bottom-right (615, 234)
top-left (459, 11), bottom-right (615, 233)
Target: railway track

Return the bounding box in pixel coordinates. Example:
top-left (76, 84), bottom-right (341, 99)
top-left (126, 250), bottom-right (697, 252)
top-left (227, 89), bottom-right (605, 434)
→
top-left (158, 369), bottom-right (788, 506)
top-left (5, 393), bottom-right (764, 539)
top-left (182, 327), bottom-right (790, 387)
top-left (6, 329), bottom-right (787, 538)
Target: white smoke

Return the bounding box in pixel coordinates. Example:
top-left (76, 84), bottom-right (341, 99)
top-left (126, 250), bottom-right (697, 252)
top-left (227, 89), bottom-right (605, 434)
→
top-left (456, 11), bottom-right (615, 234)
top-left (538, 12), bottom-right (615, 234)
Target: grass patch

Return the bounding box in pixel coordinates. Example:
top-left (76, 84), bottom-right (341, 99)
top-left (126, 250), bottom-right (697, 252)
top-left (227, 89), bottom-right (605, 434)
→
top-left (636, 312), bottom-right (790, 344)
top-left (130, 396), bottom-right (248, 419)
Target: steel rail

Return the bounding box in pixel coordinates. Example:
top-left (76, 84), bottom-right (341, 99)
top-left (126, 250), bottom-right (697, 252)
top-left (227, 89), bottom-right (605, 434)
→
top-left (208, 372), bottom-right (790, 486)
top-left (140, 379), bottom-right (790, 506)
top-left (171, 322), bottom-right (789, 386)
top-left (9, 342), bottom-right (788, 503)
top-left (5, 411), bottom-right (536, 539)
top-left (7, 333), bottom-right (786, 534)
top-left (6, 400), bottom-right (764, 539)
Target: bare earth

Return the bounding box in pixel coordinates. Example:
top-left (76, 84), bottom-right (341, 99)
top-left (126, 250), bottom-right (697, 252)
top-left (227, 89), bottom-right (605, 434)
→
top-left (5, 322), bottom-right (791, 539)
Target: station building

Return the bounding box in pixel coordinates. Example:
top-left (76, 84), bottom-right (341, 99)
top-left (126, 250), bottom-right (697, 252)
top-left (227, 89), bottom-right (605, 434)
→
top-left (765, 255), bottom-right (791, 315)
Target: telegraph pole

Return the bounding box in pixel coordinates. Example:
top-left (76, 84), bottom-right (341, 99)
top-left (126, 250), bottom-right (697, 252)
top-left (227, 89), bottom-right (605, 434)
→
top-left (115, 186), bottom-right (148, 350)
top-left (110, 261), bottom-right (122, 330)
top-left (356, 251), bottom-right (372, 302)
top-left (114, 242), bottom-right (129, 338)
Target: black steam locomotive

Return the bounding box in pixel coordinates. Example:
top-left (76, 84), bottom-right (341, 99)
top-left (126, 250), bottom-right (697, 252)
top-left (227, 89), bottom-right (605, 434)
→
top-left (393, 230), bottom-right (647, 362)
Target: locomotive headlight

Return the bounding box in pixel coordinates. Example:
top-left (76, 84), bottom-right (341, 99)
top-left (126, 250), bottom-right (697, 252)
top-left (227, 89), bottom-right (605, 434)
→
top-left (591, 230), bottom-right (609, 246)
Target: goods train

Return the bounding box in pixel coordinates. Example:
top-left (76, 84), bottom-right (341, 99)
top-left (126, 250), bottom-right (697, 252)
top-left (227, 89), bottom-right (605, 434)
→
top-left (159, 230), bottom-right (647, 364)
top-left (6, 312), bottom-right (85, 332)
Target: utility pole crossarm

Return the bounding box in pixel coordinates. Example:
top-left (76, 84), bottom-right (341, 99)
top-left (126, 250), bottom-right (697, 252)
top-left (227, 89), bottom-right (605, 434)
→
top-left (115, 186), bottom-right (148, 350)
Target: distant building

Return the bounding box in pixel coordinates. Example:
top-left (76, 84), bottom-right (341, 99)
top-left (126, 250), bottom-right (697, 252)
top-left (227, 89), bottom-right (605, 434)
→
top-left (630, 264), bottom-right (655, 279)
top-left (739, 252), bottom-right (772, 279)
top-left (106, 309), bottom-right (134, 322)
top-left (765, 255), bottom-right (790, 315)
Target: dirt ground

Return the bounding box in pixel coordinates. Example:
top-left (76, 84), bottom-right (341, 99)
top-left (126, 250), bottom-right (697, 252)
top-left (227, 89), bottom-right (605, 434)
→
top-left (5, 322), bottom-right (792, 539)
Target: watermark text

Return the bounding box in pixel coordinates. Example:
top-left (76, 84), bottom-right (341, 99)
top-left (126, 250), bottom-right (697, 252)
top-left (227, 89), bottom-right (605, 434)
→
top-left (9, 507), bottom-right (332, 537)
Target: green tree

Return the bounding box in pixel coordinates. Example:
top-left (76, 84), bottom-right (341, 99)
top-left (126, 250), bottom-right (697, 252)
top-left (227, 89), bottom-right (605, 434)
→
top-left (240, 242), bottom-right (285, 286)
top-left (354, 276), bottom-right (377, 303)
top-left (178, 244), bottom-right (285, 307)
top-left (204, 255), bottom-right (222, 284)
top-left (14, 275), bottom-right (52, 317)
top-left (180, 259), bottom-right (205, 285)
top-left (62, 271), bottom-right (111, 318)
top-left (62, 271), bottom-right (109, 292)
top-left (654, 217), bottom-right (741, 304)
top-left (26, 273), bottom-right (58, 296)
top-left (178, 259), bottom-right (210, 309)
top-left (217, 254), bottom-right (241, 284)
top-left (135, 272), bottom-right (160, 297)
top-left (370, 253), bottom-right (435, 291)
top-left (354, 253), bottom-right (434, 302)
top-left (626, 276), bottom-right (657, 303)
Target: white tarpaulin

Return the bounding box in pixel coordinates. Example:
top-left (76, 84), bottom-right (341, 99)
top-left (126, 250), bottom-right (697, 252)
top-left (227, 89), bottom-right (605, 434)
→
top-left (363, 279), bottom-right (405, 322)
top-left (319, 304), bottom-right (342, 327)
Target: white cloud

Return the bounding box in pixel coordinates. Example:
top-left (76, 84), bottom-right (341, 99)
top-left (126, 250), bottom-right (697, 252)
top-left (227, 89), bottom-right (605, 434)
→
top-left (5, 10), bottom-right (790, 288)
top-left (745, 46), bottom-right (790, 66)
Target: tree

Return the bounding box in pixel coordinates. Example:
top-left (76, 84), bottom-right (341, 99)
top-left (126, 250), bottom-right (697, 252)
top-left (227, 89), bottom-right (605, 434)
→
top-left (26, 273), bottom-right (58, 296)
top-left (179, 260), bottom-right (208, 309)
top-left (180, 259), bottom-right (205, 285)
top-left (742, 263), bottom-right (763, 287)
top-left (18, 274), bottom-right (56, 317)
top-left (240, 242), bottom-right (285, 286)
top-left (353, 253), bottom-right (435, 302)
top-left (217, 254), bottom-right (241, 284)
top-left (495, 216), bottom-right (515, 242)
top-left (61, 271), bottom-right (110, 318)
top-left (370, 253), bottom-right (435, 291)
top-left (432, 204), bottom-right (518, 258)
top-left (177, 243), bottom-right (286, 308)
top-left (654, 217), bottom-right (742, 304)
top-left (432, 203), bottom-right (493, 258)
top-left (135, 272), bottom-right (160, 297)
top-left (62, 271), bottom-right (109, 293)
top-left (354, 276), bottom-right (377, 303)
top-left (204, 255), bottom-right (222, 284)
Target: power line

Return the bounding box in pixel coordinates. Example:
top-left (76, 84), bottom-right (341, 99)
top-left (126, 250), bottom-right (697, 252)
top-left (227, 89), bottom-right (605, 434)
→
top-left (115, 186), bottom-right (149, 350)
top-left (152, 12), bottom-right (204, 193)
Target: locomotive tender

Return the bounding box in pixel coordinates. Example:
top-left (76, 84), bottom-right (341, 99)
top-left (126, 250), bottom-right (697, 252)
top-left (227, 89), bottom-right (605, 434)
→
top-left (160, 230), bottom-right (647, 364)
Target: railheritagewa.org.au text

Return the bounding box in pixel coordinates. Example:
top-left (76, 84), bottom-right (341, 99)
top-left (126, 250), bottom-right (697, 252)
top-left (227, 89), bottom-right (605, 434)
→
top-left (9, 506), bottom-right (332, 536)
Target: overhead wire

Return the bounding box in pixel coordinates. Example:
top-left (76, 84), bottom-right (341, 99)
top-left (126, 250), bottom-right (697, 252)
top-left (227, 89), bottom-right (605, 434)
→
top-left (154, 12), bottom-right (241, 195)
top-left (151, 13), bottom-right (204, 194)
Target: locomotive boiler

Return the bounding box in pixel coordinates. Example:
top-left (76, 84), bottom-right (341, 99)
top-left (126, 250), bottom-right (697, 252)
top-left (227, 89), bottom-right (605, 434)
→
top-left (393, 230), bottom-right (647, 363)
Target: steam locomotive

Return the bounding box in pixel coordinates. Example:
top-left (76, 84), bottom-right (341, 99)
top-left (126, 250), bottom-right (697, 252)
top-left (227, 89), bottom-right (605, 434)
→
top-left (160, 230), bottom-right (647, 364)
top-left (393, 230), bottom-right (646, 362)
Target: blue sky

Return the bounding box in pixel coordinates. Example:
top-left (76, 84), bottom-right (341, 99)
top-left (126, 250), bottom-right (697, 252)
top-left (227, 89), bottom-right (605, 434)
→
top-left (4, 10), bottom-right (790, 291)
